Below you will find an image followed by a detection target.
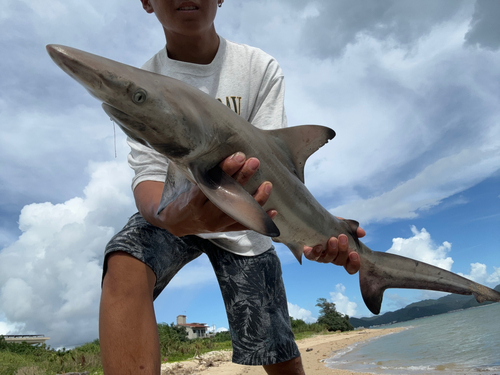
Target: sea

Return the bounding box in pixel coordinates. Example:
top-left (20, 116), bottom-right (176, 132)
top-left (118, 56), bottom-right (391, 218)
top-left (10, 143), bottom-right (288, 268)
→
top-left (325, 302), bottom-right (500, 374)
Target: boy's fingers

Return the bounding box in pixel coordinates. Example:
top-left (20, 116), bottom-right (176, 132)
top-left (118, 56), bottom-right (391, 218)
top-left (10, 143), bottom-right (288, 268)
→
top-left (219, 153), bottom-right (261, 186)
top-left (252, 181), bottom-right (273, 206)
top-left (219, 152), bottom-right (247, 175)
top-left (357, 227), bottom-right (366, 238)
top-left (332, 234), bottom-right (349, 266)
top-left (336, 216), bottom-right (366, 239)
top-left (233, 158), bottom-right (260, 186)
top-left (344, 252), bottom-right (360, 275)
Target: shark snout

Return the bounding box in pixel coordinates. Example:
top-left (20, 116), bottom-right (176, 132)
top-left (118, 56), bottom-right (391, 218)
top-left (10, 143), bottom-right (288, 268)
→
top-left (46, 44), bottom-right (112, 101)
top-left (47, 44), bottom-right (89, 78)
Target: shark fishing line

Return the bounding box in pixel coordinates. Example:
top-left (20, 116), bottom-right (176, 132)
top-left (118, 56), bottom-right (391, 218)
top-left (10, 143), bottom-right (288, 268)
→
top-left (110, 118), bottom-right (117, 158)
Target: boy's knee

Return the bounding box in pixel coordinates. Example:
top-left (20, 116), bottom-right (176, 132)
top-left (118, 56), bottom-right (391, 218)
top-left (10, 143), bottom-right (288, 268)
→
top-left (263, 356), bottom-right (304, 375)
top-left (102, 251), bottom-right (156, 299)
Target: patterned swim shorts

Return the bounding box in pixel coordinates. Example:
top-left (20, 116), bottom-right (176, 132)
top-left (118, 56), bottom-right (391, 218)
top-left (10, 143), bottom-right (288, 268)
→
top-left (103, 213), bottom-right (300, 366)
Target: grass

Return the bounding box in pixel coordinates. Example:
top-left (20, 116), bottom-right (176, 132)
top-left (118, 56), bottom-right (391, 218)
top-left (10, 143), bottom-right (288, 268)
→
top-left (0, 320), bottom-right (333, 374)
top-left (0, 338), bottom-right (103, 375)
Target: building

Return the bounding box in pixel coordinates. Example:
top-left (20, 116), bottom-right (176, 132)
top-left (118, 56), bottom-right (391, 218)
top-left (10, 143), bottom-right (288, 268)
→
top-left (2, 335), bottom-right (50, 345)
top-left (176, 315), bottom-right (209, 340)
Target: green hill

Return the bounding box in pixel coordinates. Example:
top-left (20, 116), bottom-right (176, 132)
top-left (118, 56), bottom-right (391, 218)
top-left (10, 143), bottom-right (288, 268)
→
top-left (350, 284), bottom-right (500, 328)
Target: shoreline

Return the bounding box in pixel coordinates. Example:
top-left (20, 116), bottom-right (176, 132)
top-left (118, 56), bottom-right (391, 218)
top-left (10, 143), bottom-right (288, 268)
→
top-left (161, 327), bottom-right (406, 375)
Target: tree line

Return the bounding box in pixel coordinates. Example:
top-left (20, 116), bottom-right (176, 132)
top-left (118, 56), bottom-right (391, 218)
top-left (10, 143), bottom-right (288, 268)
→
top-left (291, 298), bottom-right (353, 333)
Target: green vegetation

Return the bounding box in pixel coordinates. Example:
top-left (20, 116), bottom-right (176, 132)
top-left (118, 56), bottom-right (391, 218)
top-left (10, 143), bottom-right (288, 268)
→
top-left (156, 323), bottom-right (232, 362)
top-left (0, 336), bottom-right (103, 375)
top-left (0, 327), bottom-right (233, 374)
top-left (1, 296), bottom-right (355, 374)
top-left (315, 298), bottom-right (354, 332)
top-left (289, 317), bottom-right (327, 340)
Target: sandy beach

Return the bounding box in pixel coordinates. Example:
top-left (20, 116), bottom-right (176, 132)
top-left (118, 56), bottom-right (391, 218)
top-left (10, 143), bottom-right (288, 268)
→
top-left (161, 327), bottom-right (405, 375)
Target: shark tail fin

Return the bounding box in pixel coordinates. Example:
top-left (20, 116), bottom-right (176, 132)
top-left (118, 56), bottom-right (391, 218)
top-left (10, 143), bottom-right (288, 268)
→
top-left (358, 244), bottom-right (500, 315)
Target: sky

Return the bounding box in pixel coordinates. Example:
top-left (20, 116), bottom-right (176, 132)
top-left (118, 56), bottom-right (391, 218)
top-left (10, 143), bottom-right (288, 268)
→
top-left (1, 0), bottom-right (499, 348)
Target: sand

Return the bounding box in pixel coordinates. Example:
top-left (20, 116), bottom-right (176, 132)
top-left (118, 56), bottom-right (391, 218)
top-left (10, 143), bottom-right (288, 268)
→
top-left (161, 327), bottom-right (405, 375)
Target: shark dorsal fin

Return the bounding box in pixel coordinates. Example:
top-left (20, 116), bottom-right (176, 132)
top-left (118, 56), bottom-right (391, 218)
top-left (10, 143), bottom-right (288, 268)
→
top-left (267, 125), bottom-right (336, 183)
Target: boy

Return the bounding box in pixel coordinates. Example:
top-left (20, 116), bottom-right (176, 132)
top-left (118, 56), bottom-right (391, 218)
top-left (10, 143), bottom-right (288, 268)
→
top-left (99, 1), bottom-right (364, 374)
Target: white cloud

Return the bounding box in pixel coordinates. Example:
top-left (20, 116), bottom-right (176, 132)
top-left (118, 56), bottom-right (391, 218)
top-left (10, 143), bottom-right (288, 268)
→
top-left (300, 3), bottom-right (320, 20)
top-left (280, 10), bottom-right (500, 223)
top-left (287, 302), bottom-right (317, 323)
top-left (0, 161), bottom-right (135, 347)
top-left (0, 316), bottom-right (25, 335)
top-left (460, 262), bottom-right (488, 284)
top-left (487, 267), bottom-right (500, 284)
top-left (329, 148), bottom-right (500, 224)
top-left (459, 263), bottom-right (500, 286)
top-left (0, 159), bottom-right (226, 347)
top-left (206, 325), bottom-right (228, 334)
top-left (293, 0), bottom-right (471, 60)
top-left (329, 284), bottom-right (357, 317)
top-left (386, 226), bottom-right (453, 270)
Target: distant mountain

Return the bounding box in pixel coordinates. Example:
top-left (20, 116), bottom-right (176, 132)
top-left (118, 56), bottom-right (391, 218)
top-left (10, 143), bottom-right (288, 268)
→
top-left (350, 284), bottom-right (500, 328)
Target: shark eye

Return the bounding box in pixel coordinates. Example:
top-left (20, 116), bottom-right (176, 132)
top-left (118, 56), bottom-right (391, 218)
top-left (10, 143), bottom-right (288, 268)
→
top-left (132, 89), bottom-right (147, 104)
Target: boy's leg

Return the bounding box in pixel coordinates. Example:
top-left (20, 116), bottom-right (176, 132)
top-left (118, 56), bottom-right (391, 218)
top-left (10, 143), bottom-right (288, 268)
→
top-left (264, 356), bottom-right (305, 375)
top-left (99, 213), bottom-right (203, 375)
top-left (201, 242), bottom-right (304, 374)
top-left (100, 251), bottom-right (160, 374)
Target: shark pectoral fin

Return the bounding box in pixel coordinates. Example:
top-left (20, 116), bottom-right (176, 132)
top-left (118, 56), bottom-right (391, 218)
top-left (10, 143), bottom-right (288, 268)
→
top-left (157, 163), bottom-right (194, 215)
top-left (192, 165), bottom-right (280, 237)
top-left (266, 125), bottom-right (336, 183)
top-left (358, 247), bottom-right (500, 315)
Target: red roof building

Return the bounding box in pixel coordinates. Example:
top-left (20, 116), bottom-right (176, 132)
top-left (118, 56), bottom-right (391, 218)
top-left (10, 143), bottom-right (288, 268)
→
top-left (176, 315), bottom-right (209, 339)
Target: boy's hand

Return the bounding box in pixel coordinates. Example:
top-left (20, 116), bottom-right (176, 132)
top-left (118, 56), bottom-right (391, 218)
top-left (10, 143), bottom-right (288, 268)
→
top-left (303, 225), bottom-right (365, 275)
top-left (134, 152), bottom-right (275, 237)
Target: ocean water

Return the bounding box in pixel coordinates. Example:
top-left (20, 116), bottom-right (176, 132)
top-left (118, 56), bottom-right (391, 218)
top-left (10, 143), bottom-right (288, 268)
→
top-left (325, 302), bottom-right (500, 374)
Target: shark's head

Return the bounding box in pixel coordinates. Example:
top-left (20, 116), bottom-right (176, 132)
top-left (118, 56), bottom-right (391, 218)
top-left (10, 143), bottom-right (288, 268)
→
top-left (46, 44), bottom-right (210, 161)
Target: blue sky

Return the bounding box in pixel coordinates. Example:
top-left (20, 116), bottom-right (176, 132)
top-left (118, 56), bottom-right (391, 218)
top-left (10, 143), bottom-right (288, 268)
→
top-left (1, 0), bottom-right (499, 347)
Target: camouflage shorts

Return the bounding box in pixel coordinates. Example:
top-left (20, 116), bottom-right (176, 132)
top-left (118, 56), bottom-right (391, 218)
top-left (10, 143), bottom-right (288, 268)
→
top-left (103, 213), bottom-right (300, 365)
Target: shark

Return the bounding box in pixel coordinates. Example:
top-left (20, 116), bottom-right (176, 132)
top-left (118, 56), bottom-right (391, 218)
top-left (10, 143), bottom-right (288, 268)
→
top-left (46, 44), bottom-right (500, 315)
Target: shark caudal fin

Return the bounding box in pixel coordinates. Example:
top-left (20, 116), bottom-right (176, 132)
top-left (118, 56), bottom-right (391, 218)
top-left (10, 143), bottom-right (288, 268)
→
top-left (358, 245), bottom-right (500, 315)
top-left (192, 165), bottom-right (280, 237)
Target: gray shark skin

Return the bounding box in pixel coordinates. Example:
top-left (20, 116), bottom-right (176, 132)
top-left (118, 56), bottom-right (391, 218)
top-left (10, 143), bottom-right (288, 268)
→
top-left (46, 44), bottom-right (500, 315)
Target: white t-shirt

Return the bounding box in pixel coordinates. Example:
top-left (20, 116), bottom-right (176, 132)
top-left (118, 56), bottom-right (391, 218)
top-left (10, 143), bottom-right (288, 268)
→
top-left (128, 36), bottom-right (287, 256)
